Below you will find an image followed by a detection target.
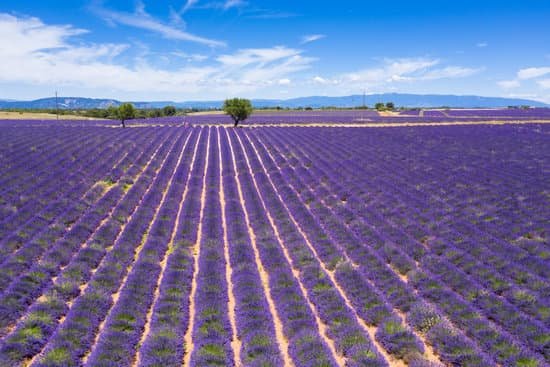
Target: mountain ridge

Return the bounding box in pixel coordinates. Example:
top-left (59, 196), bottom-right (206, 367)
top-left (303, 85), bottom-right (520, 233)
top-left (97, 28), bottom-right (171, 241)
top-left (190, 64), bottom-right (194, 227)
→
top-left (0, 93), bottom-right (547, 109)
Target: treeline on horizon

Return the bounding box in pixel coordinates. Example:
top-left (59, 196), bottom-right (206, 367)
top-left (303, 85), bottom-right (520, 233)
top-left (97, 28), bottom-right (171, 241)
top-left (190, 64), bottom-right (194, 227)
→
top-left (0, 103), bottom-right (536, 120)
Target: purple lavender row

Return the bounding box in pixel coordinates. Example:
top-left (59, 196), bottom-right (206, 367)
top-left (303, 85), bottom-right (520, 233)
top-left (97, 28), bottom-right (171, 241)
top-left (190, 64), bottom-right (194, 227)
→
top-left (278, 126), bottom-right (548, 284)
top-left (227, 129), bottom-right (338, 367)
top-left (0, 128), bottom-right (155, 321)
top-left (0, 129), bottom-right (98, 230)
top-left (274, 127), bottom-right (544, 360)
top-left (187, 128), bottom-right (235, 366)
top-left (383, 194), bottom-right (550, 322)
top-left (0, 127), bottom-right (129, 223)
top-left (0, 128), bottom-right (135, 255)
top-left (272, 126), bottom-right (536, 366)
top-left (2, 108), bottom-right (549, 129)
top-left (365, 179), bottom-right (550, 304)
top-left (0, 129), bottom-right (62, 198)
top-left (0, 119), bottom-right (118, 128)
top-left (259, 127), bottom-right (497, 365)
top-left (341, 169), bottom-right (549, 328)
top-left (386, 137), bottom-right (550, 277)
top-left (339, 132), bottom-right (550, 319)
top-left (0, 128), bottom-right (154, 292)
top-left (0, 177), bottom-right (130, 333)
top-left (84, 129), bottom-right (195, 366)
top-left (0, 129), bottom-right (183, 366)
top-left (27, 128), bottom-right (185, 367)
top-left (219, 128), bottom-right (283, 366)
top-left (0, 127), bottom-right (87, 197)
top-left (138, 129), bottom-right (207, 367)
top-left (274, 126), bottom-right (548, 366)
top-left (247, 130), bottom-right (438, 364)
top-left (240, 131), bottom-right (394, 366)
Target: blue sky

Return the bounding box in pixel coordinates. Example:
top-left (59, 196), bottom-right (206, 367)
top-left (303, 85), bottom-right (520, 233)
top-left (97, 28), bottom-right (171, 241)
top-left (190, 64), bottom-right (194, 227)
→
top-left (1, 0), bottom-right (549, 102)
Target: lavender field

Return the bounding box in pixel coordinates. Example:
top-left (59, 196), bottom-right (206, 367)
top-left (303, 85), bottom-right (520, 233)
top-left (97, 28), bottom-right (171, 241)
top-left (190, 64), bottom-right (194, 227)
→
top-left (1, 108), bottom-right (550, 128)
top-left (0, 121), bottom-right (548, 367)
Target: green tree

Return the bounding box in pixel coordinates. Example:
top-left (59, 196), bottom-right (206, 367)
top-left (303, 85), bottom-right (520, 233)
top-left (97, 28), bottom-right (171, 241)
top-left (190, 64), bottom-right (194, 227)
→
top-left (106, 106), bottom-right (119, 119)
top-left (385, 102), bottom-right (395, 110)
top-left (148, 109), bottom-right (162, 118)
top-left (223, 98), bottom-right (253, 127)
top-left (375, 102), bottom-right (386, 111)
top-left (163, 105), bottom-right (177, 116)
top-left (118, 103), bottom-right (136, 128)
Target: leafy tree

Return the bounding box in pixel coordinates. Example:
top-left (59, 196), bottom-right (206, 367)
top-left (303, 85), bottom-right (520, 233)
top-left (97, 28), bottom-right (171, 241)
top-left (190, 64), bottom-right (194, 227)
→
top-left (106, 106), bottom-right (119, 119)
top-left (118, 103), bottom-right (136, 128)
top-left (148, 109), bottom-right (163, 118)
top-left (375, 102), bottom-right (386, 111)
top-left (163, 105), bottom-right (177, 116)
top-left (223, 98), bottom-right (253, 127)
top-left (385, 102), bottom-right (395, 110)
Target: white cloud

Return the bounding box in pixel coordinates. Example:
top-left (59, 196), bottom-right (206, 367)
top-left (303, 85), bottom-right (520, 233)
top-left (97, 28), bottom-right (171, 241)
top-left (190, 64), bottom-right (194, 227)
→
top-left (0, 13), bottom-right (315, 98)
top-left (216, 46), bottom-right (309, 66)
top-left (182, 0), bottom-right (199, 13)
top-left (420, 66), bottom-right (482, 80)
top-left (92, 3), bottom-right (225, 47)
top-left (183, 0), bottom-right (247, 11)
top-left (517, 67), bottom-right (550, 80)
top-left (0, 13), bottom-right (87, 56)
top-left (497, 80), bottom-right (521, 89)
top-left (342, 58), bottom-right (439, 84)
top-left (313, 76), bottom-right (328, 84)
top-left (0, 13), bottom-right (497, 101)
top-left (224, 0), bottom-right (246, 10)
top-left (171, 51), bottom-right (209, 62)
top-left (496, 66), bottom-right (550, 92)
top-left (476, 42), bottom-right (488, 48)
top-left (326, 58), bottom-right (481, 92)
top-left (301, 34), bottom-right (326, 44)
top-left (169, 7), bottom-right (186, 26)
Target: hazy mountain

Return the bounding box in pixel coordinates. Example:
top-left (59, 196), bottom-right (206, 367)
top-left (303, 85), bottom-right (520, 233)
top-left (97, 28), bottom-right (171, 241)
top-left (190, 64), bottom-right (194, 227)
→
top-left (0, 93), bottom-right (547, 109)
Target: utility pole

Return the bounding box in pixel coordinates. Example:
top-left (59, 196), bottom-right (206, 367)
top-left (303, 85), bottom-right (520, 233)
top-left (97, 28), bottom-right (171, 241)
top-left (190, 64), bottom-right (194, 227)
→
top-left (55, 91), bottom-right (59, 120)
top-left (361, 88), bottom-right (366, 121)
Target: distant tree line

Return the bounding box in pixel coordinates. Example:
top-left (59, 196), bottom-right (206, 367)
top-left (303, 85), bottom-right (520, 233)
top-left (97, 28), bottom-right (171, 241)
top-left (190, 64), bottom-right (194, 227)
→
top-left (374, 102), bottom-right (395, 111)
top-left (0, 105), bottom-right (188, 119)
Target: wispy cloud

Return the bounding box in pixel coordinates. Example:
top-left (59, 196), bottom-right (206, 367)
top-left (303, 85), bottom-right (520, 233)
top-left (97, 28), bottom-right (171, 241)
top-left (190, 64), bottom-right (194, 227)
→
top-left (497, 66), bottom-right (550, 90)
top-left (420, 66), bottom-right (482, 80)
top-left (223, 0), bottom-right (246, 10)
top-left (243, 8), bottom-right (297, 19)
top-left (0, 13), bottom-right (314, 98)
top-left (343, 58), bottom-right (439, 84)
top-left (517, 66), bottom-right (550, 80)
top-left (182, 0), bottom-right (247, 12)
top-left (314, 58), bottom-right (481, 90)
top-left (538, 79), bottom-right (550, 89)
top-left (181, 0), bottom-right (199, 13)
top-left (171, 51), bottom-right (209, 62)
top-left (497, 80), bottom-right (521, 89)
top-left (91, 2), bottom-right (225, 47)
top-left (216, 46), bottom-right (305, 66)
top-left (476, 42), bottom-right (488, 48)
top-left (300, 34), bottom-right (325, 44)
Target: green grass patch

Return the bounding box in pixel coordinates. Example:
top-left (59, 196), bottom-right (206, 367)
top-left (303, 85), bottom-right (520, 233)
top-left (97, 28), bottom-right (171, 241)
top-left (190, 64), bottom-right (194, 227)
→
top-left (199, 344), bottom-right (225, 358)
top-left (383, 320), bottom-right (406, 335)
top-left (43, 347), bottom-right (70, 364)
top-left (516, 358), bottom-right (539, 367)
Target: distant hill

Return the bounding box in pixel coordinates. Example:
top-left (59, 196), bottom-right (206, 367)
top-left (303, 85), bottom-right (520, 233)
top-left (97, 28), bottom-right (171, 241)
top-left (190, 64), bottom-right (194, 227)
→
top-left (0, 93), bottom-right (547, 109)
